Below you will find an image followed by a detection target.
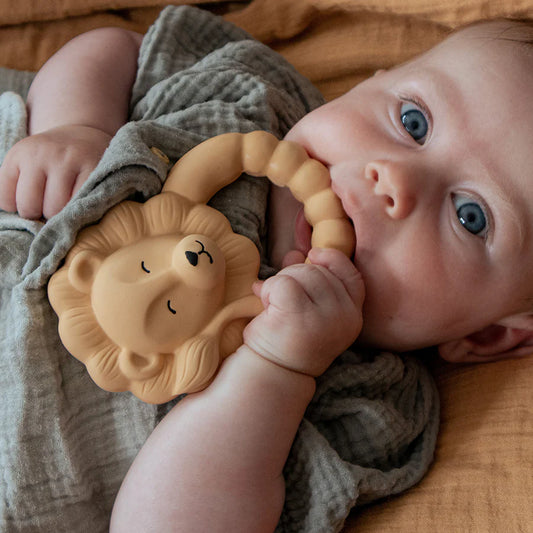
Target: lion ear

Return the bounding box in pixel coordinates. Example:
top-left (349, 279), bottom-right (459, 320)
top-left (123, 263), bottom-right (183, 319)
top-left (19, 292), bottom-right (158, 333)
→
top-left (68, 250), bottom-right (103, 294)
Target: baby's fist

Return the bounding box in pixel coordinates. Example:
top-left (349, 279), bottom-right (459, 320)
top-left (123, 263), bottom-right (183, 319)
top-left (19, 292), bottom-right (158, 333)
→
top-left (0, 125), bottom-right (111, 219)
top-left (243, 248), bottom-right (365, 377)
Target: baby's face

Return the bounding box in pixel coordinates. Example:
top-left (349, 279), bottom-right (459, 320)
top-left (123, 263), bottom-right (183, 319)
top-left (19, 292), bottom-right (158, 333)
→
top-left (279, 21), bottom-right (533, 351)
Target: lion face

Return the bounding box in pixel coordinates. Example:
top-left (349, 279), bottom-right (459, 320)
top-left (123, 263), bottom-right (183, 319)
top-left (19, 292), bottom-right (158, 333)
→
top-left (49, 193), bottom-right (262, 404)
top-left (90, 234), bottom-right (226, 356)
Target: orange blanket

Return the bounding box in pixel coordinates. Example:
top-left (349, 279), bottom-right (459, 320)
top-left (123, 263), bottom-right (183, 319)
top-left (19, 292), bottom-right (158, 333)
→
top-left (4, 0), bottom-right (533, 100)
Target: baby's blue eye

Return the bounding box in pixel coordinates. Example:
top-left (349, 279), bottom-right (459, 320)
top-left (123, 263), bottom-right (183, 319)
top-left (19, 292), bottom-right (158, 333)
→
top-left (400, 102), bottom-right (428, 144)
top-left (453, 195), bottom-right (488, 237)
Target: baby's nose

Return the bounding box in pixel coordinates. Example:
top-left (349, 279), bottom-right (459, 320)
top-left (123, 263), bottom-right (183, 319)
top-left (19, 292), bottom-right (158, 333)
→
top-left (365, 160), bottom-right (416, 219)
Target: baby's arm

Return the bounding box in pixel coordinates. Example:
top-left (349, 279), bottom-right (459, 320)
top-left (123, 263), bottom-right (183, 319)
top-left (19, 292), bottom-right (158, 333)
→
top-left (110, 248), bottom-right (364, 533)
top-left (0, 28), bottom-right (142, 219)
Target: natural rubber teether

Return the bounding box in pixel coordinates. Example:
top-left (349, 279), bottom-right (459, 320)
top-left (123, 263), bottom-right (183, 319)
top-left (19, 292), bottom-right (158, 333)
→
top-left (48, 131), bottom-right (355, 404)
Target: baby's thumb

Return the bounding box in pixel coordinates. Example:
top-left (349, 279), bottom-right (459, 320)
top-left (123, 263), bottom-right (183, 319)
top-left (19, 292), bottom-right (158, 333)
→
top-left (307, 247), bottom-right (365, 306)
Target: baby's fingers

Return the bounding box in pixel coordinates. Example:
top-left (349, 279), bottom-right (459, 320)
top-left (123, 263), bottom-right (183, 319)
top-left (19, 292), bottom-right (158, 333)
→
top-left (0, 158), bottom-right (20, 213)
top-left (15, 167), bottom-right (46, 220)
top-left (41, 168), bottom-right (83, 219)
top-left (307, 248), bottom-right (365, 307)
top-left (259, 273), bottom-right (314, 313)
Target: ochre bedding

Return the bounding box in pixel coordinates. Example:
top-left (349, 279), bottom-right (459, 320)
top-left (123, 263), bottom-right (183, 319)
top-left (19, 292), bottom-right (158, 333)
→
top-left (0, 1), bottom-right (531, 532)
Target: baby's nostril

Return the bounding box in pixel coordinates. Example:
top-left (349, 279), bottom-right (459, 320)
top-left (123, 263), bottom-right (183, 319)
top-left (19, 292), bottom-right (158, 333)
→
top-left (185, 251), bottom-right (199, 266)
top-left (386, 197), bottom-right (395, 207)
top-left (366, 167), bottom-right (379, 182)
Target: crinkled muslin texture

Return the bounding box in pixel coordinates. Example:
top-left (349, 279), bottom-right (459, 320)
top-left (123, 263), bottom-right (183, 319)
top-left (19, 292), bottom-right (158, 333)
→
top-left (0, 6), bottom-right (439, 532)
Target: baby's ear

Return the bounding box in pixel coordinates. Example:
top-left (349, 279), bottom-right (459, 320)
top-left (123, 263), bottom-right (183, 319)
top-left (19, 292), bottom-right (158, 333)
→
top-left (438, 313), bottom-right (533, 363)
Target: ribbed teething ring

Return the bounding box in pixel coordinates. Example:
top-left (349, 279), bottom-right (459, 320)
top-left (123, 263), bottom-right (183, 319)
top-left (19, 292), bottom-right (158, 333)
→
top-left (164, 131), bottom-right (356, 258)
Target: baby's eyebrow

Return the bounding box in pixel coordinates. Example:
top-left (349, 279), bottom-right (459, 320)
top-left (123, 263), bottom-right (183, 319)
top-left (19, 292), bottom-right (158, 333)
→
top-left (409, 66), bottom-right (467, 120)
top-left (487, 176), bottom-right (527, 252)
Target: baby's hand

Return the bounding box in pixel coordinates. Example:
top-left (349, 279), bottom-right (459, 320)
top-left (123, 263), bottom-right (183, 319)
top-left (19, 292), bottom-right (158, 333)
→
top-left (243, 248), bottom-right (365, 377)
top-left (0, 124), bottom-right (112, 219)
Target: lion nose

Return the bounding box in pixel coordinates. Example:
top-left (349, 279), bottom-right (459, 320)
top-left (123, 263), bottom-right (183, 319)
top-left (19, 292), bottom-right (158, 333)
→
top-left (185, 251), bottom-right (199, 266)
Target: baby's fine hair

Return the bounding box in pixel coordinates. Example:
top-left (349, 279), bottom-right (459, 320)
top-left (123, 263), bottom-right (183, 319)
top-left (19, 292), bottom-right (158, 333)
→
top-left (456, 17), bottom-right (533, 49)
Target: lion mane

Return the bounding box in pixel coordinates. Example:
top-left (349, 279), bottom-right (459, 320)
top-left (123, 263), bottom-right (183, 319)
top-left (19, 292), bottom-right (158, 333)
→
top-left (48, 191), bottom-right (260, 404)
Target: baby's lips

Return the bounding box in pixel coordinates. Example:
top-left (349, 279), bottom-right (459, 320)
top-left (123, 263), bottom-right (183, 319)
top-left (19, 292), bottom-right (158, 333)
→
top-left (304, 174), bottom-right (357, 259)
top-left (279, 139), bottom-right (357, 261)
top-left (313, 213), bottom-right (357, 261)
top-left (347, 218), bottom-right (357, 259)
top-left (332, 188), bottom-right (357, 259)
top-left (327, 181), bottom-right (357, 259)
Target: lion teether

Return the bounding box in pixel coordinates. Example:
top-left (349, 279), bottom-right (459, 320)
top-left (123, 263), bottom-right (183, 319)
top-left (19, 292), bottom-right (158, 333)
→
top-left (48, 131), bottom-right (355, 404)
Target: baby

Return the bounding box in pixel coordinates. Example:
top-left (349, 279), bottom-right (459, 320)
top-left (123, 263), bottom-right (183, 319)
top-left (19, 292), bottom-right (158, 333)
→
top-left (1, 7), bottom-right (532, 532)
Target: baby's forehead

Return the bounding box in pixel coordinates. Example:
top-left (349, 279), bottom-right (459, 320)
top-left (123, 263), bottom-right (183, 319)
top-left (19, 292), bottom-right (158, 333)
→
top-left (437, 19), bottom-right (533, 60)
top-left (391, 20), bottom-right (533, 92)
top-left (407, 20), bottom-right (533, 114)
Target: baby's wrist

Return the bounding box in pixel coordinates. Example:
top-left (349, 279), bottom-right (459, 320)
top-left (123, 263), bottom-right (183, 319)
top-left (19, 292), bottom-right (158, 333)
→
top-left (232, 344), bottom-right (316, 397)
top-left (30, 122), bottom-right (113, 140)
top-left (62, 123), bottom-right (114, 138)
